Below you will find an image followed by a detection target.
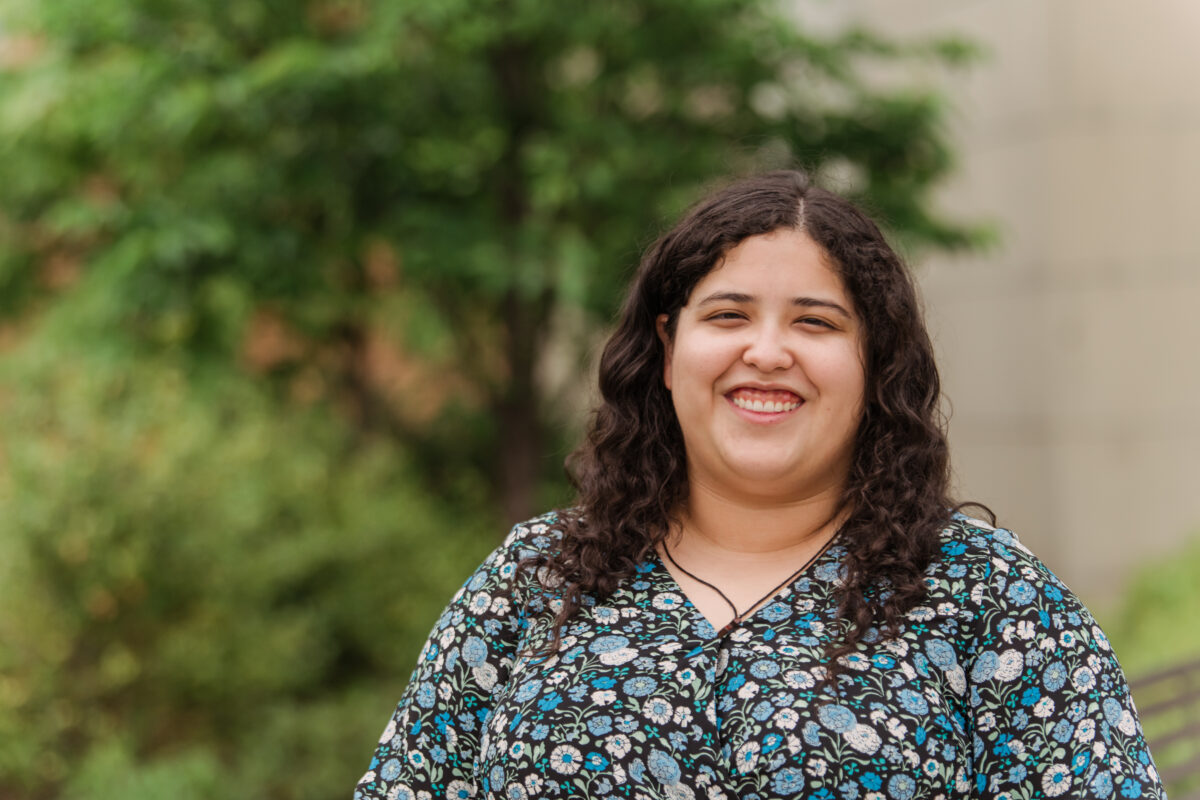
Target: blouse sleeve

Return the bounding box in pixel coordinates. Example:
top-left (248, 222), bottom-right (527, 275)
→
top-left (353, 518), bottom-right (553, 800)
top-left (963, 524), bottom-right (1165, 799)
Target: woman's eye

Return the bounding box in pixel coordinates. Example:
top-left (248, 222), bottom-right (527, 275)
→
top-left (706, 311), bottom-right (746, 322)
top-left (798, 316), bottom-right (835, 329)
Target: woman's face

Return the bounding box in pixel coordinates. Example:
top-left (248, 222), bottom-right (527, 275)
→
top-left (656, 228), bottom-right (866, 503)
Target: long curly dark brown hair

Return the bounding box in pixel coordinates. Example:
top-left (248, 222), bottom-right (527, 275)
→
top-left (531, 170), bottom-right (968, 673)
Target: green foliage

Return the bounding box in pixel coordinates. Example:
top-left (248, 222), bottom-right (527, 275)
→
top-left (0, 330), bottom-right (496, 797)
top-left (1105, 535), bottom-right (1200, 678)
top-left (0, 1), bottom-right (987, 797)
top-left (0, 0), bottom-right (986, 522)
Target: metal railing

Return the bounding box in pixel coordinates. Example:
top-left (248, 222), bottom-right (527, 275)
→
top-left (1131, 656), bottom-right (1200, 799)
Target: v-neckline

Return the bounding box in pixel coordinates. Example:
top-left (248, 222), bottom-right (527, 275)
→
top-left (650, 536), bottom-right (839, 640)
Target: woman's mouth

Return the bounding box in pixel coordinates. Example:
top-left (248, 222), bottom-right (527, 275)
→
top-left (727, 387), bottom-right (803, 413)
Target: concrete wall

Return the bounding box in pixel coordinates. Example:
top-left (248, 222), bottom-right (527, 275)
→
top-left (828, 1), bottom-right (1200, 603)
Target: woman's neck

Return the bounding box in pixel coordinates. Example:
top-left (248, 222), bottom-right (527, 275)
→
top-left (672, 478), bottom-right (845, 559)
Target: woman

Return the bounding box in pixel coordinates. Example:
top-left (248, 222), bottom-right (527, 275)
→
top-left (355, 172), bottom-right (1163, 799)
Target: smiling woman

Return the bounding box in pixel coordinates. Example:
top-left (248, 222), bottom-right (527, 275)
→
top-left (354, 172), bottom-right (1165, 800)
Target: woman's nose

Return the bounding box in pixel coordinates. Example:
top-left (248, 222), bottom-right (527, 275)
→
top-left (741, 326), bottom-right (794, 371)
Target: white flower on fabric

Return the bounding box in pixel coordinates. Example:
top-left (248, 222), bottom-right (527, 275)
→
top-left (504, 783), bottom-right (528, 800)
top-left (1118, 710), bottom-right (1137, 736)
top-left (994, 649), bottom-right (1024, 682)
top-left (524, 774), bottom-right (544, 794)
top-left (937, 602), bottom-right (958, 617)
top-left (840, 653), bottom-right (871, 671)
top-left (599, 647), bottom-right (639, 666)
top-left (664, 783), bottom-right (695, 800)
top-left (977, 712), bottom-right (997, 732)
top-left (1016, 620), bottom-right (1036, 640)
top-left (886, 717), bottom-right (908, 739)
top-left (844, 723), bottom-right (882, 755)
top-left (1059, 630), bottom-right (1078, 649)
top-left (734, 741), bottom-right (760, 772)
top-left (737, 681), bottom-right (760, 699)
top-left (1007, 739), bottom-right (1025, 757)
top-left (470, 593), bottom-right (491, 614)
top-left (1076, 719), bottom-right (1096, 743)
top-left (387, 784), bottom-right (415, 800)
top-left (1072, 667), bottom-right (1096, 692)
top-left (658, 641), bottom-right (682, 654)
top-left (591, 690), bottom-right (617, 705)
top-left (380, 719), bottom-right (397, 744)
top-left (946, 666), bottom-right (967, 695)
top-left (1042, 764), bottom-right (1072, 797)
top-left (446, 780), bottom-right (475, 799)
top-left (473, 663), bottom-right (498, 691)
top-left (549, 745), bottom-right (583, 775)
top-left (909, 606), bottom-right (935, 621)
top-left (672, 706), bottom-right (693, 726)
top-left (1033, 697), bottom-right (1056, 718)
top-left (652, 592), bottom-right (685, 611)
top-left (658, 660), bottom-right (678, 674)
top-left (773, 708), bottom-right (799, 730)
top-left (490, 597), bottom-right (511, 616)
top-left (804, 756), bottom-right (827, 777)
top-left (883, 638), bottom-right (909, 657)
top-left (643, 696), bottom-right (672, 724)
top-left (783, 670), bottom-right (815, 690)
top-left (605, 734), bottom-right (632, 758)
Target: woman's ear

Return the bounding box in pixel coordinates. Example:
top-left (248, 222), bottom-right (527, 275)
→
top-left (655, 314), bottom-right (673, 391)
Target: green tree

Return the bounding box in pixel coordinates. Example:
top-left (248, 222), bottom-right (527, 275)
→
top-left (0, 1), bottom-right (984, 797)
top-left (0, 0), bottom-right (982, 522)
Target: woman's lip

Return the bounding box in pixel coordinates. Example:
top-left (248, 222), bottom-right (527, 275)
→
top-left (726, 386), bottom-right (803, 404)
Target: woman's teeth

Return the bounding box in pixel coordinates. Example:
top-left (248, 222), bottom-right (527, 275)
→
top-left (730, 393), bottom-right (802, 413)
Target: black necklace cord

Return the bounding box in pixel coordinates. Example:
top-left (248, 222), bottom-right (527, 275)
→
top-left (662, 534), bottom-right (838, 638)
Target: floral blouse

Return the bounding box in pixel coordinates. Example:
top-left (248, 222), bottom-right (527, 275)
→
top-left (355, 513), bottom-right (1164, 800)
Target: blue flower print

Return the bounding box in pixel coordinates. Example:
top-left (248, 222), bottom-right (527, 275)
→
top-left (924, 639), bottom-right (956, 669)
top-left (589, 635), bottom-right (630, 654)
top-left (761, 602), bottom-right (791, 622)
top-left (647, 750), bottom-right (681, 784)
top-left (623, 676), bottom-right (657, 697)
top-left (512, 680), bottom-right (542, 703)
top-left (462, 636), bottom-right (488, 667)
top-left (1006, 580), bottom-right (1036, 605)
top-left (750, 660), bottom-right (780, 679)
top-left (772, 767), bottom-right (804, 794)
top-left (587, 715), bottom-right (613, 736)
top-left (887, 773), bottom-right (916, 800)
top-left (1043, 661), bottom-right (1068, 692)
top-left (356, 514), bottom-right (1165, 800)
top-left (817, 704), bottom-right (856, 733)
top-left (898, 690), bottom-right (928, 716)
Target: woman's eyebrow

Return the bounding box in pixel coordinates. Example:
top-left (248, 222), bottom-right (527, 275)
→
top-left (695, 291), bottom-right (851, 318)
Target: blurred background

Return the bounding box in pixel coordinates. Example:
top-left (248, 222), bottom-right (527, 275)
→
top-left (0, 1), bottom-right (1196, 798)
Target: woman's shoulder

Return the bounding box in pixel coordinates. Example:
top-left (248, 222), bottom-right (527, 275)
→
top-left (930, 511), bottom-right (1081, 612)
top-left (500, 510), bottom-right (568, 558)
